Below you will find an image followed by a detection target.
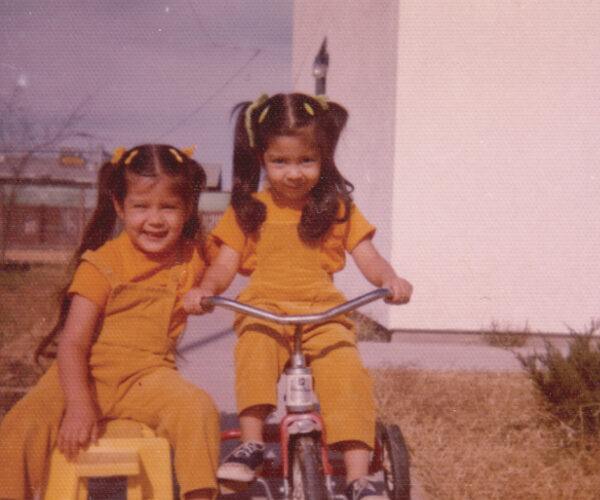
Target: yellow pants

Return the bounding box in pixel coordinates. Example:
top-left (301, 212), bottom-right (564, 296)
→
top-left (234, 320), bottom-right (376, 448)
top-left (0, 363), bottom-right (220, 499)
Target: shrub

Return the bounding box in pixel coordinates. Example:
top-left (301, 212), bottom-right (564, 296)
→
top-left (482, 320), bottom-right (530, 348)
top-left (349, 311), bottom-right (390, 342)
top-left (518, 320), bottom-right (600, 438)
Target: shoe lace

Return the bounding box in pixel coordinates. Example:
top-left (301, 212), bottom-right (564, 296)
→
top-left (350, 477), bottom-right (377, 499)
top-left (232, 441), bottom-right (263, 458)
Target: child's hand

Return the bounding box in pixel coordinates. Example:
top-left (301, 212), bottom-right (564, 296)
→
top-left (183, 288), bottom-right (215, 315)
top-left (57, 401), bottom-right (100, 461)
top-left (383, 276), bottom-right (413, 304)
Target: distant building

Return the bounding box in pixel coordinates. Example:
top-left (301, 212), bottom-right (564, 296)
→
top-left (0, 148), bottom-right (228, 258)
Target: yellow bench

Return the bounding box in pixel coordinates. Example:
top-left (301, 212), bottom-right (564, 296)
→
top-left (43, 419), bottom-right (174, 500)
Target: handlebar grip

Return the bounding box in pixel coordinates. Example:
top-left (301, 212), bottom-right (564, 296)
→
top-left (200, 297), bottom-right (215, 312)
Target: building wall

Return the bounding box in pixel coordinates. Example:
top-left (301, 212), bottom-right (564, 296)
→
top-left (293, 0), bottom-right (600, 333)
top-left (292, 0), bottom-right (400, 326)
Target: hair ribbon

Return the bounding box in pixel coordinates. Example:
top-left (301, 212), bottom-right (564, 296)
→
top-left (169, 148), bottom-right (184, 163)
top-left (315, 94), bottom-right (329, 110)
top-left (258, 106), bottom-right (270, 124)
top-left (124, 150), bottom-right (139, 165)
top-left (181, 145), bottom-right (197, 158)
top-left (303, 94), bottom-right (329, 116)
top-left (110, 146), bottom-right (127, 165)
top-left (245, 93), bottom-right (269, 148)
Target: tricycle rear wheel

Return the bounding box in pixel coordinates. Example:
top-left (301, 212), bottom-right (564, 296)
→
top-left (376, 422), bottom-right (410, 500)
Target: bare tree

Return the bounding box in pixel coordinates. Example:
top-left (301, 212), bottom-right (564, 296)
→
top-left (0, 84), bottom-right (92, 264)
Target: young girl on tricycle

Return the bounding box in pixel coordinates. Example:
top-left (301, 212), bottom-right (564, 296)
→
top-left (184, 93), bottom-right (413, 500)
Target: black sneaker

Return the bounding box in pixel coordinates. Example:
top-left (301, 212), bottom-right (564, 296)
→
top-left (346, 477), bottom-right (387, 500)
top-left (217, 441), bottom-right (265, 482)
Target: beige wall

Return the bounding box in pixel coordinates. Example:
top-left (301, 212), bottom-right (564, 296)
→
top-left (292, 0), bottom-right (400, 326)
top-left (293, 0), bottom-right (600, 333)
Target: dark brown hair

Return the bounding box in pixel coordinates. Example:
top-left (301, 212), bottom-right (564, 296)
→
top-left (35, 144), bottom-right (206, 362)
top-left (231, 93), bottom-right (354, 241)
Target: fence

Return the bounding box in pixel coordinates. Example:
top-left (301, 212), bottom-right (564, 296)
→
top-left (1, 184), bottom-right (228, 261)
top-left (3, 206), bottom-right (224, 250)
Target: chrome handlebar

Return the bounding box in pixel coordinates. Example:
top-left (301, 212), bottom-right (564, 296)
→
top-left (201, 288), bottom-right (391, 326)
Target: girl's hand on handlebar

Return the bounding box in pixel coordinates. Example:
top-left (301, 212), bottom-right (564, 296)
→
top-left (383, 277), bottom-right (413, 304)
top-left (183, 288), bottom-right (215, 314)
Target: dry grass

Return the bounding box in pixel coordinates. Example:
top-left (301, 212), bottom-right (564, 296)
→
top-left (0, 263), bottom-right (69, 413)
top-left (372, 369), bottom-right (600, 500)
top-left (0, 263), bottom-right (68, 356)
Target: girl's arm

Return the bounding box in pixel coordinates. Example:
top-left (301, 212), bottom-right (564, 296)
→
top-left (351, 237), bottom-right (413, 304)
top-left (56, 294), bottom-right (102, 461)
top-left (183, 243), bottom-right (241, 314)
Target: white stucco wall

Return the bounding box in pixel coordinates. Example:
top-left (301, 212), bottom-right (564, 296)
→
top-left (293, 0), bottom-right (600, 333)
top-left (292, 0), bottom-right (400, 327)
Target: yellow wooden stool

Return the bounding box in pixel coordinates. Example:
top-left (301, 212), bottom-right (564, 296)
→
top-left (43, 419), bottom-right (174, 500)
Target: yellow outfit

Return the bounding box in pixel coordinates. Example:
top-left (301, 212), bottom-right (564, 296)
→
top-left (0, 232), bottom-right (220, 499)
top-left (209, 189), bottom-right (377, 447)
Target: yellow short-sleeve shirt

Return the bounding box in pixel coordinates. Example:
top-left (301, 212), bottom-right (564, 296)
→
top-left (207, 189), bottom-right (375, 276)
top-left (68, 232), bottom-right (206, 339)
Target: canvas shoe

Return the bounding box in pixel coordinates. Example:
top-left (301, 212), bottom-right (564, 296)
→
top-left (345, 477), bottom-right (387, 500)
top-left (217, 441), bottom-right (265, 482)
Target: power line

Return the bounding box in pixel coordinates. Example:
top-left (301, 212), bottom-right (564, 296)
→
top-left (185, 0), bottom-right (218, 48)
top-left (157, 0), bottom-right (265, 138)
top-left (156, 48), bottom-right (261, 139)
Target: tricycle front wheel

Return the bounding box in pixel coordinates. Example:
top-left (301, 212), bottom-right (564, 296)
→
top-left (290, 435), bottom-right (329, 500)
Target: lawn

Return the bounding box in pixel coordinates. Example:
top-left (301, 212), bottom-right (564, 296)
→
top-left (372, 369), bottom-right (600, 499)
top-left (0, 262), bottom-right (69, 415)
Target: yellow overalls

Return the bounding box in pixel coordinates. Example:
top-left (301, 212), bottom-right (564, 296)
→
top-left (233, 220), bottom-right (376, 448)
top-left (0, 251), bottom-right (220, 499)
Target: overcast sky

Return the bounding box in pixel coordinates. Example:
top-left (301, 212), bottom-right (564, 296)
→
top-left (1, 0), bottom-right (294, 190)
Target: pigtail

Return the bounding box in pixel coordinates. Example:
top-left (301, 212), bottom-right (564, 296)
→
top-left (34, 285), bottom-right (70, 363)
top-left (75, 161), bottom-right (120, 258)
top-left (299, 97), bottom-right (353, 241)
top-left (35, 160), bottom-right (121, 363)
top-left (231, 102), bottom-right (266, 234)
top-left (181, 155), bottom-right (207, 240)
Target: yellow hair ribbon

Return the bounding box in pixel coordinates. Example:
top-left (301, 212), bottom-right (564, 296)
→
top-left (181, 145), bottom-right (197, 158)
top-left (124, 149), bottom-right (139, 165)
top-left (169, 148), bottom-right (184, 163)
top-left (314, 94), bottom-right (329, 110)
top-left (303, 95), bottom-right (328, 117)
top-left (245, 93), bottom-right (269, 148)
top-left (110, 146), bottom-right (127, 165)
top-left (258, 106), bottom-right (270, 124)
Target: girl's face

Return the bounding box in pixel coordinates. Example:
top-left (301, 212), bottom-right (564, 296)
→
top-left (262, 133), bottom-right (321, 205)
top-left (114, 174), bottom-right (189, 257)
